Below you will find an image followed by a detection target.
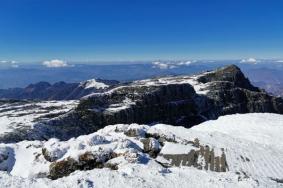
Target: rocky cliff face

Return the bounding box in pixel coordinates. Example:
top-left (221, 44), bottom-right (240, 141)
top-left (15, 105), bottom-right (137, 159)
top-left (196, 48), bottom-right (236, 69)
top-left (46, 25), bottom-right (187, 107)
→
top-left (23, 65), bottom-right (283, 141)
top-left (197, 65), bottom-right (283, 115)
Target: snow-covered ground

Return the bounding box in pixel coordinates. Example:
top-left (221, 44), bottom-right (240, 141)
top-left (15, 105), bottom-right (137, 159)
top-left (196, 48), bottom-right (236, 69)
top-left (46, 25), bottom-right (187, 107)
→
top-left (0, 100), bottom-right (78, 134)
top-left (193, 113), bottom-right (283, 151)
top-left (133, 73), bottom-right (211, 95)
top-left (0, 113), bottom-right (282, 187)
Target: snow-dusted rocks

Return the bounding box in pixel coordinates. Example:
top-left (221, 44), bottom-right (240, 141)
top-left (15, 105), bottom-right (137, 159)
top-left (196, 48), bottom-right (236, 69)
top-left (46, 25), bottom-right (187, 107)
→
top-left (158, 142), bottom-right (228, 172)
top-left (0, 113), bottom-right (283, 187)
top-left (141, 137), bottom-right (161, 157)
top-left (0, 100), bottom-right (78, 142)
top-left (0, 146), bottom-right (14, 171)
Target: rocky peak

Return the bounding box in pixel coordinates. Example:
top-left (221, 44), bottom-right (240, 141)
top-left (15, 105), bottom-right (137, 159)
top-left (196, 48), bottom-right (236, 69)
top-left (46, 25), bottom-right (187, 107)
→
top-left (197, 65), bottom-right (259, 91)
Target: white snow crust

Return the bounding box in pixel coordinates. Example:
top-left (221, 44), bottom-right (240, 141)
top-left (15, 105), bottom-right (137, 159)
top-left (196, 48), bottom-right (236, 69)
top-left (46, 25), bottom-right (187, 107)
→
top-left (0, 113), bottom-right (282, 187)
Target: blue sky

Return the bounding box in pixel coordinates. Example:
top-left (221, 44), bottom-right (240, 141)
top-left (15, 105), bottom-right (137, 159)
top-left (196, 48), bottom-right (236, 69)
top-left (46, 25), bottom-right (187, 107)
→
top-left (0, 0), bottom-right (283, 62)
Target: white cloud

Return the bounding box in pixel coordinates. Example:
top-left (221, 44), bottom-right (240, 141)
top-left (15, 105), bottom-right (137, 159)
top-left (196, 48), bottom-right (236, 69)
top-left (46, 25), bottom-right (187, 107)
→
top-left (275, 60), bottom-right (283, 63)
top-left (177, 61), bottom-right (192, 66)
top-left (152, 60), bottom-right (193, 69)
top-left (152, 62), bottom-right (169, 69)
top-left (240, 58), bottom-right (258, 64)
top-left (42, 59), bottom-right (69, 68)
top-left (0, 60), bottom-right (19, 68)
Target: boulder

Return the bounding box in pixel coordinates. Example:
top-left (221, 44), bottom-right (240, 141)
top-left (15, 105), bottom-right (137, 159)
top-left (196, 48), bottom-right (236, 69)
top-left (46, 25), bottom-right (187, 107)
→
top-left (142, 138), bottom-right (161, 158)
top-left (48, 151), bottom-right (114, 180)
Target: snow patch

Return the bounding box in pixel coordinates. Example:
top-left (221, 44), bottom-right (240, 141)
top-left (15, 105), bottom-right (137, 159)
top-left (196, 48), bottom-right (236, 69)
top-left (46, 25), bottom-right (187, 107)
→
top-left (80, 79), bottom-right (109, 89)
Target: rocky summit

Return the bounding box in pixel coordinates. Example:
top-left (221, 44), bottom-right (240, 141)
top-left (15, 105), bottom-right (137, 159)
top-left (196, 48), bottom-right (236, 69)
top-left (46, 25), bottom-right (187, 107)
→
top-left (8, 64), bottom-right (279, 142)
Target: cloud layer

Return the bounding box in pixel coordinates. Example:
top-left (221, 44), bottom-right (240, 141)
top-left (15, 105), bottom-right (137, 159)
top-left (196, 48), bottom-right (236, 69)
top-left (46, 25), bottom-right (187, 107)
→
top-left (42, 59), bottom-right (69, 68)
top-left (152, 61), bottom-right (193, 69)
top-left (0, 60), bottom-right (19, 68)
top-left (240, 58), bottom-right (258, 64)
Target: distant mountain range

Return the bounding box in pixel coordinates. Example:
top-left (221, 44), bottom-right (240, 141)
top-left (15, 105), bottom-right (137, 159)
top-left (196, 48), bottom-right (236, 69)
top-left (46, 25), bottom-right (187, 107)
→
top-left (0, 79), bottom-right (119, 100)
top-left (1, 61), bottom-right (283, 98)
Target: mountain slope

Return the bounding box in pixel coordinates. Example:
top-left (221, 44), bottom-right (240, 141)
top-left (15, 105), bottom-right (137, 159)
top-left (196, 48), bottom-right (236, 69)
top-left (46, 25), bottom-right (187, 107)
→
top-left (0, 100), bottom-right (78, 142)
top-left (0, 113), bottom-right (282, 187)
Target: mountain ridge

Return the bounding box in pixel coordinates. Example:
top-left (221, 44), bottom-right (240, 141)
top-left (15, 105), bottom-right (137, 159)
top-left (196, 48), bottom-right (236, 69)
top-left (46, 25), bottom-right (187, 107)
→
top-left (1, 64), bottom-right (282, 143)
top-left (0, 79), bottom-right (119, 100)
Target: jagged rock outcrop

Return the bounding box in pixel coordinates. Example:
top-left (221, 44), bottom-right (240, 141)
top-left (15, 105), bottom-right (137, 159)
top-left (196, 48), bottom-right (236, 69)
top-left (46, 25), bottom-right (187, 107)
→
top-left (48, 151), bottom-right (114, 179)
top-left (197, 65), bottom-right (259, 91)
top-left (198, 65), bottom-right (283, 115)
top-left (158, 145), bottom-right (229, 172)
top-left (1, 65), bottom-right (283, 142)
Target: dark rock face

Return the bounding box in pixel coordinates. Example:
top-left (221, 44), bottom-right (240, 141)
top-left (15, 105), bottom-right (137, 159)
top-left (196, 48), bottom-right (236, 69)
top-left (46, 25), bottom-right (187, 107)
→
top-left (3, 65), bottom-right (283, 142)
top-left (199, 66), bottom-right (283, 115)
top-left (33, 83), bottom-right (204, 140)
top-left (197, 65), bottom-right (259, 91)
top-left (0, 79), bottom-right (119, 100)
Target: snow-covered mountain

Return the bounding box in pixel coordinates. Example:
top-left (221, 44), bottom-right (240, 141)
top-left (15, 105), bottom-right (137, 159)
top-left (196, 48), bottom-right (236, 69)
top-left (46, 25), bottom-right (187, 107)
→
top-left (0, 113), bottom-right (282, 187)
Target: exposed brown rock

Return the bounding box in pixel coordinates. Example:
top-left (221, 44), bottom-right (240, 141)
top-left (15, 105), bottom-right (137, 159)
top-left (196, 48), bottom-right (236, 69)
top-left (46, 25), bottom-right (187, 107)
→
top-left (48, 151), bottom-right (115, 180)
top-left (49, 157), bottom-right (78, 180)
